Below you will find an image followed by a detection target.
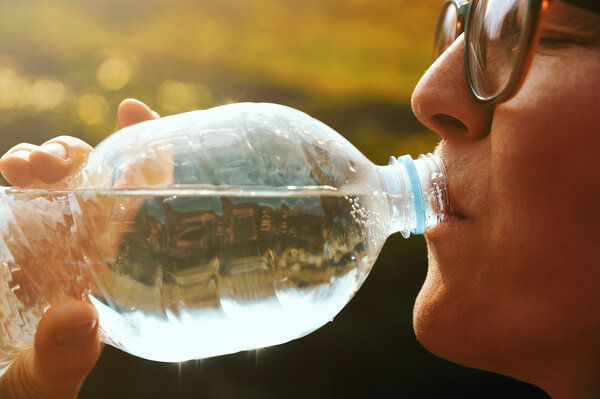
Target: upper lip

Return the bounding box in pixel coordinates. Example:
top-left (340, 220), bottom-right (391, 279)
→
top-left (435, 144), bottom-right (471, 222)
top-left (446, 190), bottom-right (468, 220)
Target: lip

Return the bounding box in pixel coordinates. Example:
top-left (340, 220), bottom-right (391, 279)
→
top-left (440, 210), bottom-right (469, 225)
top-left (434, 203), bottom-right (469, 232)
top-left (445, 189), bottom-right (469, 222)
top-left (427, 199), bottom-right (470, 239)
top-left (430, 145), bottom-right (472, 229)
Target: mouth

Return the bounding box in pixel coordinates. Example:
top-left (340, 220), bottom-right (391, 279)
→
top-left (443, 210), bottom-right (469, 223)
top-left (441, 193), bottom-right (469, 224)
top-left (432, 143), bottom-right (471, 226)
top-left (426, 197), bottom-right (470, 239)
top-left (447, 183), bottom-right (470, 219)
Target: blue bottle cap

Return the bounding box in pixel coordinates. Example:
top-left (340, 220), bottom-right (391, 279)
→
top-left (397, 155), bottom-right (425, 235)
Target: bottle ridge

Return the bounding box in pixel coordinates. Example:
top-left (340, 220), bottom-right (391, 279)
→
top-left (0, 103), bottom-right (448, 371)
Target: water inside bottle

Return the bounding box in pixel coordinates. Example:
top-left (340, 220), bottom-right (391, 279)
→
top-left (0, 187), bottom-right (392, 362)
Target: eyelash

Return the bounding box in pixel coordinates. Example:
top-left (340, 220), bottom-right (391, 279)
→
top-left (537, 29), bottom-right (599, 49)
top-left (537, 35), bottom-right (576, 48)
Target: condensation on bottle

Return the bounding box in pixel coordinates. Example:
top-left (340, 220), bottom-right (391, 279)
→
top-left (0, 103), bottom-right (448, 372)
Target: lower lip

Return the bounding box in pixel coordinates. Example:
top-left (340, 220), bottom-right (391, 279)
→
top-left (427, 212), bottom-right (470, 237)
top-left (443, 212), bottom-right (468, 223)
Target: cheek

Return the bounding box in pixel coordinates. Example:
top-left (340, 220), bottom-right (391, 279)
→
top-left (415, 53), bottom-right (600, 366)
top-left (493, 92), bottom-right (598, 238)
top-left (489, 55), bottom-right (600, 293)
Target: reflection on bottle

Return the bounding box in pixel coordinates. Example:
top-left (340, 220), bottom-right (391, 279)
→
top-left (0, 103), bottom-right (448, 366)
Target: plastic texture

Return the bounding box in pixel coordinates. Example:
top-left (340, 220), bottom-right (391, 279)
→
top-left (0, 102), bottom-right (448, 368)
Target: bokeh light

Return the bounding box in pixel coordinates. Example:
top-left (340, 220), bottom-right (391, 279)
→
top-left (76, 93), bottom-right (109, 125)
top-left (0, 68), bottom-right (21, 109)
top-left (29, 76), bottom-right (66, 111)
top-left (97, 56), bottom-right (133, 91)
top-left (0, 1), bottom-right (549, 398)
top-left (157, 80), bottom-right (211, 113)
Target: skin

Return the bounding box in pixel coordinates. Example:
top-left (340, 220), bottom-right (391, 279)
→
top-left (411, 3), bottom-right (600, 398)
top-left (0, 4), bottom-right (597, 397)
top-left (0, 98), bottom-right (157, 399)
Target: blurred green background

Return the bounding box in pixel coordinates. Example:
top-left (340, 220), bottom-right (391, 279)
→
top-left (0, 0), bottom-right (549, 397)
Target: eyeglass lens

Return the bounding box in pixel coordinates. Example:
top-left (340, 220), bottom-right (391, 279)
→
top-left (433, 2), bottom-right (459, 60)
top-left (467, 0), bottom-right (528, 99)
top-left (434, 0), bottom-right (531, 100)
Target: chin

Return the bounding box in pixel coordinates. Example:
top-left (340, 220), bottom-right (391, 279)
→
top-left (413, 260), bottom-right (463, 361)
top-left (412, 252), bottom-right (499, 372)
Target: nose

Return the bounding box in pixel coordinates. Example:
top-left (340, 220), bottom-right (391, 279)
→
top-left (411, 35), bottom-right (494, 141)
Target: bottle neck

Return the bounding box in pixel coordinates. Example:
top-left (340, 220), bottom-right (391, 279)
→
top-left (376, 153), bottom-right (448, 238)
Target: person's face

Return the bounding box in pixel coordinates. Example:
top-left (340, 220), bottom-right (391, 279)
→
top-left (410, 1), bottom-right (600, 389)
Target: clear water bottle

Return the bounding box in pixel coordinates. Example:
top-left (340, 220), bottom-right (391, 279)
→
top-left (0, 102), bottom-right (448, 370)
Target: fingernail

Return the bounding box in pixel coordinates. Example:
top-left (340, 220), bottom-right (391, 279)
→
top-left (3, 150), bottom-right (30, 161)
top-left (40, 142), bottom-right (68, 161)
top-left (53, 319), bottom-right (97, 347)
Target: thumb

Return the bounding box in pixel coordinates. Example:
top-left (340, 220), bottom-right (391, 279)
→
top-left (117, 98), bottom-right (159, 129)
top-left (0, 300), bottom-right (102, 399)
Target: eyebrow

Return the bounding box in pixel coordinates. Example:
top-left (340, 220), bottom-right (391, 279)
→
top-left (545, 2), bottom-right (600, 35)
top-left (561, 0), bottom-right (600, 14)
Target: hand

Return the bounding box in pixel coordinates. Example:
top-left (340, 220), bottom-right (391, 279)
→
top-left (0, 99), bottom-right (158, 399)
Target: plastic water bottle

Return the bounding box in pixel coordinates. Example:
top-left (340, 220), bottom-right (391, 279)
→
top-left (0, 102), bottom-right (448, 370)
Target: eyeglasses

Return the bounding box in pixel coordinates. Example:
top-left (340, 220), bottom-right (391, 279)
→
top-left (433, 0), bottom-right (600, 104)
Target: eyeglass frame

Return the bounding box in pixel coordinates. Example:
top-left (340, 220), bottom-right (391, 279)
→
top-left (436, 0), bottom-right (600, 104)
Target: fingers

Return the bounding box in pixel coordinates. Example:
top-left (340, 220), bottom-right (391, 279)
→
top-left (0, 145), bottom-right (37, 187)
top-left (117, 98), bottom-right (159, 128)
top-left (0, 137), bottom-right (93, 187)
top-left (0, 98), bottom-right (156, 188)
top-left (33, 301), bottom-right (102, 390)
top-left (29, 136), bottom-right (93, 185)
top-left (0, 300), bottom-right (102, 399)
top-left (115, 98), bottom-right (172, 187)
